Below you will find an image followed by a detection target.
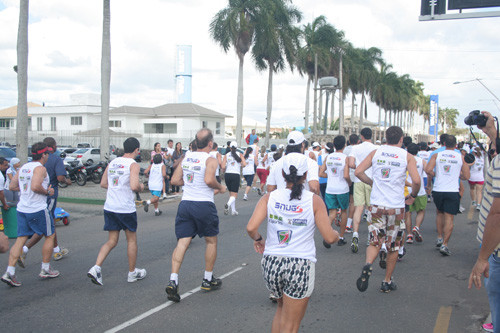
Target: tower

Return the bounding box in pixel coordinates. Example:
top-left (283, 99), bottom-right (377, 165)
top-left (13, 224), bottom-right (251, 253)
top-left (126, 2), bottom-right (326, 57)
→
top-left (175, 45), bottom-right (192, 103)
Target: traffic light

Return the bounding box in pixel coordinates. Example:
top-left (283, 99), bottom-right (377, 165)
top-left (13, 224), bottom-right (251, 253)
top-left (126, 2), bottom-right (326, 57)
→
top-left (421, 0), bottom-right (446, 15)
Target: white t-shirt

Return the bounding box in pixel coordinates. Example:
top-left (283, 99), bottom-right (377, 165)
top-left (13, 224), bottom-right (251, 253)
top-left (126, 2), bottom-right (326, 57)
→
top-left (104, 157), bottom-right (137, 214)
top-left (470, 155), bottom-right (485, 182)
top-left (417, 151), bottom-right (430, 178)
top-left (148, 163), bottom-right (164, 191)
top-left (324, 152), bottom-right (349, 195)
top-left (181, 151), bottom-right (215, 203)
top-left (17, 162), bottom-right (50, 213)
top-left (257, 153), bottom-right (267, 170)
top-left (242, 154), bottom-right (256, 175)
top-left (0, 172), bottom-right (5, 191)
top-left (350, 141), bottom-right (377, 182)
top-left (343, 145), bottom-right (356, 182)
top-left (406, 155), bottom-right (426, 197)
top-left (209, 150), bottom-right (220, 177)
top-left (433, 150), bottom-right (463, 192)
top-left (267, 153), bottom-right (319, 192)
top-left (166, 146), bottom-right (174, 157)
top-left (225, 152), bottom-right (242, 174)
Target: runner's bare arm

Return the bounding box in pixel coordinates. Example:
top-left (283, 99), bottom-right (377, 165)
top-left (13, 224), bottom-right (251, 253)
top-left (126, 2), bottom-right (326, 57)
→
top-left (348, 156), bottom-right (356, 169)
top-left (100, 165), bottom-right (109, 189)
top-left (308, 180), bottom-right (320, 196)
top-left (425, 154), bottom-right (437, 178)
top-left (460, 155), bottom-right (471, 181)
top-left (354, 150), bottom-right (376, 187)
top-left (205, 157), bottom-right (226, 193)
top-left (171, 156), bottom-right (185, 186)
top-left (144, 163), bottom-right (152, 176)
top-left (162, 164), bottom-right (167, 178)
top-left (9, 172), bottom-right (20, 192)
top-left (246, 193), bottom-right (270, 254)
top-left (318, 162), bottom-right (328, 179)
top-left (221, 154), bottom-right (227, 171)
top-left (240, 154), bottom-right (247, 167)
top-left (344, 163), bottom-right (352, 186)
top-left (129, 163), bottom-right (144, 192)
top-left (406, 154), bottom-right (421, 198)
top-left (31, 166), bottom-right (54, 196)
top-left (314, 195), bottom-right (339, 244)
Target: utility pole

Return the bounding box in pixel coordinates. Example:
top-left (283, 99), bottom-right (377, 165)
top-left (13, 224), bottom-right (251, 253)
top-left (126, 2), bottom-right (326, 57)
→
top-left (338, 51), bottom-right (344, 135)
top-left (313, 54), bottom-right (318, 135)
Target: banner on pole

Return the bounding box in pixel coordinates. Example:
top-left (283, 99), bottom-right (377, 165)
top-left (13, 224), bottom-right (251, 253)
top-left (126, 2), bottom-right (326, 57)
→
top-left (429, 95), bottom-right (439, 141)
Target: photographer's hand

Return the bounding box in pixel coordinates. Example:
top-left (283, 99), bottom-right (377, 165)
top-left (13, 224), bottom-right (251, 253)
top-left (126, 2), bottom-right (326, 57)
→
top-left (478, 111), bottom-right (497, 142)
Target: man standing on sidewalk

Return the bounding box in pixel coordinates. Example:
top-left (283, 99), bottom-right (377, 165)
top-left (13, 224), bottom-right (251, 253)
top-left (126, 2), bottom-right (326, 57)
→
top-left (354, 126), bottom-right (420, 293)
top-left (1, 142), bottom-right (59, 287)
top-left (425, 134), bottom-right (470, 256)
top-left (87, 137), bottom-right (146, 285)
top-left (166, 128), bottom-right (227, 303)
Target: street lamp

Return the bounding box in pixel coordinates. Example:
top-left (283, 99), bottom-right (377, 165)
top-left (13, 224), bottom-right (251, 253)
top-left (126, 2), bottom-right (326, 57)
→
top-left (318, 77), bottom-right (338, 135)
top-left (454, 78), bottom-right (500, 104)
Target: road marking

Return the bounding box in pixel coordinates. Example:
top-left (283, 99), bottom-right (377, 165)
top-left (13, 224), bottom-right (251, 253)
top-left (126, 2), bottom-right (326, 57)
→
top-left (104, 266), bottom-right (244, 333)
top-left (433, 306), bottom-right (452, 333)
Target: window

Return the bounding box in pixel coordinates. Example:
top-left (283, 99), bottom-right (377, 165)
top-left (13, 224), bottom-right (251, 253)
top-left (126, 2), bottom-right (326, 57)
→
top-left (50, 117), bottom-right (56, 131)
top-left (91, 149), bottom-right (100, 154)
top-left (37, 117), bottom-right (42, 131)
top-left (144, 123), bottom-right (177, 134)
top-left (0, 119), bottom-right (11, 129)
top-left (71, 116), bottom-right (82, 126)
top-left (202, 121), bottom-right (208, 128)
top-left (109, 120), bottom-right (122, 128)
top-left (216, 122), bottom-right (221, 135)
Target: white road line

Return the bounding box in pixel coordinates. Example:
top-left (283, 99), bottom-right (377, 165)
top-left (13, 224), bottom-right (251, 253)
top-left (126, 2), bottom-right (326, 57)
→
top-left (104, 266), bottom-right (244, 333)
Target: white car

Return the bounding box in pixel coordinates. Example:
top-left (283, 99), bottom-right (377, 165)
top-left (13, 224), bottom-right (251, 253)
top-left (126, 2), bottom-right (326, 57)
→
top-left (69, 148), bottom-right (115, 165)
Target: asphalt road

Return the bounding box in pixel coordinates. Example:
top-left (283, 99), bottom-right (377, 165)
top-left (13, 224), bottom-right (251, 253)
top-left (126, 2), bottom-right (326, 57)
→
top-left (0, 186), bottom-right (490, 332)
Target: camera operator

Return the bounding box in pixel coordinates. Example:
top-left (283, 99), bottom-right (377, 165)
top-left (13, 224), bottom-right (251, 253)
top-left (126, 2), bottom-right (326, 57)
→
top-left (468, 111), bottom-right (500, 332)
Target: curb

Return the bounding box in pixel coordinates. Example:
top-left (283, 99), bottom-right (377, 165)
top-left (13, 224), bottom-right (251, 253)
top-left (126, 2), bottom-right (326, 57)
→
top-left (58, 197), bottom-right (106, 205)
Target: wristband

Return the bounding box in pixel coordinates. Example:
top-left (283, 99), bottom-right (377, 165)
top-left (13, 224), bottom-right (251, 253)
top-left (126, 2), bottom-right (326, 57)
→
top-left (410, 193), bottom-right (417, 198)
top-left (254, 235), bottom-right (262, 242)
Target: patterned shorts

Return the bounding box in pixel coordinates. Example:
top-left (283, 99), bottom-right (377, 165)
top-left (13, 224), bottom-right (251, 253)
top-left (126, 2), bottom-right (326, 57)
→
top-left (261, 255), bottom-right (315, 300)
top-left (367, 205), bottom-right (405, 252)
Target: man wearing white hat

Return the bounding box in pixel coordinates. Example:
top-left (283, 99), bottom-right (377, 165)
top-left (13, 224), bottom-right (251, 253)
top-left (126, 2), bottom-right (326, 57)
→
top-left (267, 131), bottom-right (320, 195)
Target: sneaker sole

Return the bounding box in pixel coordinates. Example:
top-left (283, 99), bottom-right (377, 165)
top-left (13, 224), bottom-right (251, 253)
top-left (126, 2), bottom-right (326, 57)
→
top-left (128, 274), bottom-right (147, 283)
top-left (351, 242), bottom-right (358, 253)
top-left (356, 264), bottom-right (372, 292)
top-left (1, 277), bottom-right (21, 287)
top-left (87, 273), bottom-right (103, 286)
top-left (323, 240), bottom-right (331, 249)
top-left (224, 204), bottom-right (229, 215)
top-left (201, 281), bottom-right (222, 292)
top-left (413, 230), bottom-right (423, 242)
top-left (40, 273), bottom-right (60, 279)
top-left (440, 250), bottom-right (451, 256)
top-left (17, 258), bottom-right (25, 269)
top-left (379, 252), bottom-right (387, 269)
top-left (166, 287), bottom-right (181, 302)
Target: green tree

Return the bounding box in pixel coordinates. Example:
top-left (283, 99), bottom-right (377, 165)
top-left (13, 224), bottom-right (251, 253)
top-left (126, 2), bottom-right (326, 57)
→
top-left (439, 107), bottom-right (459, 131)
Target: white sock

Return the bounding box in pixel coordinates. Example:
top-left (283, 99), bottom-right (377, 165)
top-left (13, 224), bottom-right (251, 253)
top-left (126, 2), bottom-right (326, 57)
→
top-left (347, 218), bottom-right (353, 228)
top-left (398, 246), bottom-right (405, 255)
top-left (231, 200), bottom-right (236, 211)
top-left (53, 246), bottom-right (61, 253)
top-left (170, 273), bottom-right (179, 284)
top-left (227, 196), bottom-right (235, 206)
top-left (94, 265), bottom-right (101, 271)
top-left (129, 268), bottom-right (137, 274)
top-left (353, 232), bottom-right (359, 238)
top-left (7, 266), bottom-right (15, 275)
top-left (204, 271), bottom-right (213, 281)
top-left (41, 262), bottom-right (50, 271)
top-left (381, 243), bottom-right (387, 252)
top-left (155, 208), bottom-right (159, 212)
top-left (147, 200), bottom-right (151, 205)
top-left (23, 246), bottom-right (29, 254)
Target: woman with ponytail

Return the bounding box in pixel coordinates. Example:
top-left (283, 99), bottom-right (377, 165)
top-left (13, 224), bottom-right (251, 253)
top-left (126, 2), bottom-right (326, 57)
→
top-left (246, 153), bottom-right (339, 332)
top-left (242, 147), bottom-right (257, 201)
top-left (221, 141), bottom-right (246, 215)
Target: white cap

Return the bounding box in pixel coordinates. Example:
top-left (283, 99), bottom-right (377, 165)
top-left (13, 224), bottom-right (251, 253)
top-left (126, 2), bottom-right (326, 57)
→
top-left (282, 153), bottom-right (309, 176)
top-left (430, 142), bottom-right (439, 149)
top-left (230, 141), bottom-right (237, 148)
top-left (287, 131), bottom-right (305, 145)
top-left (312, 141), bottom-right (320, 148)
top-left (278, 144), bottom-right (285, 149)
top-left (376, 140), bottom-right (381, 144)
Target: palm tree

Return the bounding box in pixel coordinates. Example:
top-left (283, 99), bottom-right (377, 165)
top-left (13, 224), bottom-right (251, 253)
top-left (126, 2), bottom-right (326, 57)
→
top-left (210, 0), bottom-right (260, 146)
top-left (16, 0), bottom-right (29, 165)
top-left (252, 0), bottom-right (302, 146)
top-left (100, 0), bottom-right (111, 162)
top-left (370, 63), bottom-right (394, 130)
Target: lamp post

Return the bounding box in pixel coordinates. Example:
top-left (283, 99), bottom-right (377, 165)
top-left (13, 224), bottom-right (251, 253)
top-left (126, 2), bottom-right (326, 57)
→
top-left (318, 77), bottom-right (338, 135)
top-left (454, 78), bottom-right (500, 104)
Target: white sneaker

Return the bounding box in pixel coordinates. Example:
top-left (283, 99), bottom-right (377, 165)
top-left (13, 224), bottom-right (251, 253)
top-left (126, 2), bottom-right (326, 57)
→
top-left (163, 193), bottom-right (168, 200)
top-left (231, 210), bottom-right (239, 216)
top-left (128, 268), bottom-right (147, 282)
top-left (87, 266), bottom-right (103, 286)
top-left (459, 205), bottom-right (465, 213)
top-left (243, 194), bottom-right (248, 201)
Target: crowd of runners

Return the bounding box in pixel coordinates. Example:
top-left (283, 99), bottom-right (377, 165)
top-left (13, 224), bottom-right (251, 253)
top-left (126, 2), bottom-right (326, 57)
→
top-left (0, 125), bottom-right (489, 332)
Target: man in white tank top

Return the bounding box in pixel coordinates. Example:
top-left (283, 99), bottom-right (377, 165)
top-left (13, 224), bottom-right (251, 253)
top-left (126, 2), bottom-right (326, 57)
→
top-left (1, 142), bottom-right (58, 287)
top-left (425, 134), bottom-right (471, 256)
top-left (87, 137), bottom-right (146, 286)
top-left (166, 128), bottom-right (227, 303)
top-left (354, 126), bottom-right (421, 293)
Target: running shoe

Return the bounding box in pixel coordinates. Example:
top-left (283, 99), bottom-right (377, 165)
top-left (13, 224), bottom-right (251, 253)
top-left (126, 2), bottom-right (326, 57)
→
top-left (224, 204), bottom-right (229, 215)
top-left (257, 188), bottom-right (262, 196)
top-left (436, 238), bottom-right (443, 248)
top-left (201, 276), bottom-right (222, 291)
top-left (345, 226), bottom-right (353, 233)
top-left (351, 236), bottom-right (359, 253)
top-left (87, 266), bottom-right (103, 286)
top-left (362, 213), bottom-right (368, 222)
top-left (472, 201), bottom-right (476, 207)
top-left (483, 322), bottom-right (494, 333)
top-left (458, 205), bottom-right (465, 214)
top-left (406, 235), bottom-right (414, 244)
top-left (337, 238), bottom-right (347, 246)
top-left (398, 247), bottom-right (406, 261)
top-left (380, 280), bottom-right (398, 293)
top-left (166, 280), bottom-right (181, 302)
top-left (142, 201), bottom-right (149, 213)
top-left (439, 245), bottom-right (451, 256)
top-left (323, 240), bottom-right (331, 249)
top-left (231, 210), bottom-right (239, 216)
top-left (476, 204), bottom-right (481, 211)
top-left (17, 252), bottom-right (27, 268)
top-left (39, 267), bottom-right (60, 279)
top-left (427, 195), bottom-right (431, 203)
top-left (1, 272), bottom-right (21, 287)
top-left (379, 250), bottom-right (387, 269)
top-left (162, 193), bottom-right (168, 200)
top-left (243, 194), bottom-right (248, 201)
top-left (128, 268), bottom-right (147, 282)
top-left (412, 227), bottom-right (423, 243)
top-left (356, 264), bottom-right (372, 292)
top-left (53, 248), bottom-right (69, 261)
top-left (155, 210), bottom-right (162, 216)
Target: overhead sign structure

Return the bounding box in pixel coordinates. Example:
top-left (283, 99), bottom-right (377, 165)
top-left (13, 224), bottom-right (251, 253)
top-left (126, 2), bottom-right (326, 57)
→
top-left (429, 95), bottom-right (439, 141)
top-left (420, 0), bottom-right (500, 20)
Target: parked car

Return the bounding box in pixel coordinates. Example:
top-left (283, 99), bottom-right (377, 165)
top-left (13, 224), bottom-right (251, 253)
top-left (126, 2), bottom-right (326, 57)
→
top-left (77, 143), bottom-right (92, 148)
top-left (70, 148), bottom-right (117, 164)
top-left (0, 147), bottom-right (16, 161)
top-left (62, 147), bottom-right (78, 155)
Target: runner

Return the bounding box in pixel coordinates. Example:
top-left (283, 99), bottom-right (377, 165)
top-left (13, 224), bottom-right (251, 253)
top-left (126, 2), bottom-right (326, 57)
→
top-left (425, 134), bottom-right (471, 256)
top-left (143, 154), bottom-right (167, 216)
top-left (417, 142), bottom-right (431, 202)
top-left (319, 136), bottom-right (351, 247)
top-left (246, 152), bottom-right (339, 332)
top-left (165, 128), bottom-right (227, 303)
top-left (406, 143), bottom-right (428, 243)
top-left (242, 147), bottom-right (257, 201)
top-left (348, 128), bottom-right (377, 253)
top-left (469, 146), bottom-right (485, 210)
top-left (222, 141), bottom-right (246, 215)
top-left (209, 142), bottom-right (222, 184)
top-left (256, 146), bottom-right (268, 196)
top-left (354, 126), bottom-right (420, 293)
top-left (1, 142), bottom-right (59, 287)
top-left (87, 137), bottom-right (146, 286)
top-left (310, 141), bottom-right (321, 161)
top-left (344, 134), bottom-right (359, 234)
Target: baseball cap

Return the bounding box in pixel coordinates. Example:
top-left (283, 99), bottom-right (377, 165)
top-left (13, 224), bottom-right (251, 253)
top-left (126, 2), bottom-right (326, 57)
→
top-left (270, 144), bottom-right (277, 151)
top-left (278, 144), bottom-right (285, 149)
top-left (230, 141), bottom-right (237, 148)
top-left (283, 153), bottom-right (309, 176)
top-left (312, 141), bottom-right (320, 148)
top-left (287, 131), bottom-right (305, 145)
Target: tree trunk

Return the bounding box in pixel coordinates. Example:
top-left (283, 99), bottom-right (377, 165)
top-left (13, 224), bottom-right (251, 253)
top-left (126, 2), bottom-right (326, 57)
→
top-left (330, 89), bottom-right (335, 130)
top-left (100, 0), bottom-right (111, 161)
top-left (16, 0), bottom-right (29, 165)
top-left (358, 92), bottom-right (365, 133)
top-left (350, 94), bottom-right (355, 131)
top-left (378, 105), bottom-right (382, 128)
top-left (313, 54), bottom-right (318, 135)
top-left (338, 53), bottom-right (344, 135)
top-left (264, 64), bottom-right (273, 147)
top-left (318, 89), bottom-right (323, 131)
top-left (384, 109), bottom-right (387, 131)
top-left (304, 77), bottom-right (310, 131)
top-left (235, 54), bottom-right (245, 146)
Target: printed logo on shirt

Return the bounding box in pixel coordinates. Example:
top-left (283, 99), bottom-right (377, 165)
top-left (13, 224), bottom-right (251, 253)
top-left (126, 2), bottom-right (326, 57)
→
top-left (186, 173), bottom-right (194, 183)
top-left (332, 167), bottom-right (338, 175)
top-left (112, 177), bottom-right (119, 186)
top-left (186, 158), bottom-right (200, 164)
top-left (268, 214), bottom-right (283, 224)
top-left (390, 162), bottom-right (401, 167)
top-left (443, 165), bottom-right (451, 173)
top-left (21, 169), bottom-right (31, 174)
top-left (274, 202), bottom-right (304, 213)
top-left (376, 159), bottom-right (386, 165)
top-left (381, 168), bottom-right (391, 179)
top-left (277, 230), bottom-right (292, 245)
top-left (23, 183), bottom-right (28, 191)
top-left (288, 218), bottom-right (307, 226)
top-left (381, 152), bottom-right (399, 159)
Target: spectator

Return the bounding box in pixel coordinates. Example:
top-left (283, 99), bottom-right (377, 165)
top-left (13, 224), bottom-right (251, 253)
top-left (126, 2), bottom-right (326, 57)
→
top-left (171, 142), bottom-right (184, 195)
top-left (246, 129), bottom-right (258, 145)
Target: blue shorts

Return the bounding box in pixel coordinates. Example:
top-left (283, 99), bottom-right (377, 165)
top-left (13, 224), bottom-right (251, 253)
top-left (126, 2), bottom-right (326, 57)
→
top-left (17, 209), bottom-right (55, 237)
top-left (103, 210), bottom-right (138, 232)
top-left (244, 174), bottom-right (255, 187)
top-left (47, 197), bottom-right (57, 218)
top-left (175, 200), bottom-right (219, 239)
top-left (325, 192), bottom-right (350, 210)
top-left (150, 190), bottom-right (162, 197)
top-left (423, 177), bottom-right (428, 188)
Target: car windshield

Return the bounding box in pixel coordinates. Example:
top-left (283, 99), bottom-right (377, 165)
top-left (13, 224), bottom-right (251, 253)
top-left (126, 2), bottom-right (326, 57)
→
top-left (74, 149), bottom-right (88, 154)
top-left (0, 147), bottom-right (16, 158)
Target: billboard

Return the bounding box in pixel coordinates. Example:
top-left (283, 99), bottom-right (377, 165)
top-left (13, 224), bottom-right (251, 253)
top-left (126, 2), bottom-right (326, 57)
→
top-left (448, 0), bottom-right (500, 10)
top-left (429, 95), bottom-right (439, 140)
top-left (175, 45), bottom-right (192, 103)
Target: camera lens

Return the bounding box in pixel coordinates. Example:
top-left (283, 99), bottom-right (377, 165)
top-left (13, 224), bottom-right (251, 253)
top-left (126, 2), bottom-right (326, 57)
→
top-left (464, 153), bottom-right (475, 164)
top-left (464, 115), bottom-right (473, 126)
